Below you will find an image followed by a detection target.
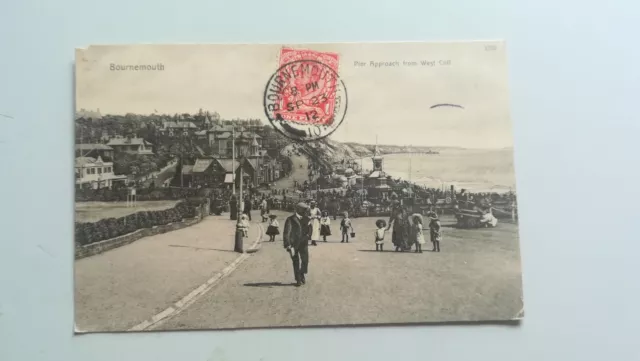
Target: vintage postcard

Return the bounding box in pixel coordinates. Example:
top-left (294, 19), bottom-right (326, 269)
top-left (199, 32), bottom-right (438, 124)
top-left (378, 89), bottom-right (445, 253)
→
top-left (74, 41), bottom-right (523, 332)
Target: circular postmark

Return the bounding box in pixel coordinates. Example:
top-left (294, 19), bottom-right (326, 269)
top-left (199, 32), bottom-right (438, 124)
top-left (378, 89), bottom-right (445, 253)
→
top-left (263, 59), bottom-right (348, 141)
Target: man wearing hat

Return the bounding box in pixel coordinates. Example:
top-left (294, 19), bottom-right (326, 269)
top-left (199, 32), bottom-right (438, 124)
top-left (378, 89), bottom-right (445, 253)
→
top-left (283, 202), bottom-right (312, 286)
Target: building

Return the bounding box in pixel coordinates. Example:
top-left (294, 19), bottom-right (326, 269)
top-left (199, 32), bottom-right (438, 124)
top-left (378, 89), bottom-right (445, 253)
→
top-left (364, 144), bottom-right (392, 199)
top-left (75, 144), bottom-right (115, 160)
top-left (195, 129), bottom-right (208, 140)
top-left (106, 136), bottom-right (154, 155)
top-left (207, 125), bottom-right (263, 158)
top-left (215, 158), bottom-right (242, 189)
top-left (76, 108), bottom-right (102, 120)
top-left (190, 158), bottom-right (228, 187)
top-left (160, 121), bottom-right (198, 136)
top-left (235, 158), bottom-right (259, 189)
top-left (75, 156), bottom-right (127, 189)
top-left (179, 165), bottom-right (194, 187)
top-left (202, 114), bottom-right (215, 129)
top-left (207, 124), bottom-right (234, 156)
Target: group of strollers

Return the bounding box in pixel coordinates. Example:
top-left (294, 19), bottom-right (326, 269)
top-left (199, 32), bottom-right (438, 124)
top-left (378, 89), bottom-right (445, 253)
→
top-left (259, 200), bottom-right (443, 253)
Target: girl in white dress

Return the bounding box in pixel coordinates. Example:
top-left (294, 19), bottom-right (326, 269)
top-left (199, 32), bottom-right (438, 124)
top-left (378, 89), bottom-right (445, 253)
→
top-left (375, 219), bottom-right (387, 251)
top-left (240, 214), bottom-right (250, 238)
top-left (308, 200), bottom-right (321, 246)
top-left (320, 211), bottom-right (331, 242)
top-left (265, 214), bottom-right (280, 242)
top-left (413, 215), bottom-right (425, 253)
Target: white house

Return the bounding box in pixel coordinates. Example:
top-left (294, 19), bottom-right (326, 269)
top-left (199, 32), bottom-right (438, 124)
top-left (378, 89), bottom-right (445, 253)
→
top-left (75, 156), bottom-right (127, 189)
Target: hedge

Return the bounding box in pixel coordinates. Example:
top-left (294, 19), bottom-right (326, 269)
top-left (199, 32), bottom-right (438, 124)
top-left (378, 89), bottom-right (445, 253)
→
top-left (75, 199), bottom-right (207, 246)
top-left (75, 187), bottom-right (201, 202)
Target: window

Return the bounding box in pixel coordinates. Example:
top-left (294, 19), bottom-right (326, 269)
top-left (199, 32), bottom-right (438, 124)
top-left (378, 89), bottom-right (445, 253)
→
top-left (90, 168), bottom-right (96, 174)
top-left (97, 168), bottom-right (102, 174)
top-left (86, 168), bottom-right (90, 175)
top-left (219, 140), bottom-right (227, 155)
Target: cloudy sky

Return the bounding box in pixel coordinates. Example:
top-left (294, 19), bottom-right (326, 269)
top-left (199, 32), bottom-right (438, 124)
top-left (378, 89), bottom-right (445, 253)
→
top-left (76, 42), bottom-right (513, 149)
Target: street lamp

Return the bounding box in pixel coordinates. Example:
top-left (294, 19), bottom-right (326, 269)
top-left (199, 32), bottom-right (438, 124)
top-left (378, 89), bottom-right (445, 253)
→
top-left (232, 126), bottom-right (244, 253)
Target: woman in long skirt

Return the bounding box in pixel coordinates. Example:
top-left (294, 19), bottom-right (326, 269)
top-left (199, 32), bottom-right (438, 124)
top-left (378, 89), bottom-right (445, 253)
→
top-left (309, 200), bottom-right (321, 246)
top-left (388, 206), bottom-right (410, 251)
top-left (413, 215), bottom-right (425, 253)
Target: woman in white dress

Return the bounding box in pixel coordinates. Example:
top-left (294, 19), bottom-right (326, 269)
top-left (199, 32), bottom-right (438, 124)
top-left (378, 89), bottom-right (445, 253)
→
top-left (308, 200), bottom-right (321, 246)
top-left (412, 214), bottom-right (425, 253)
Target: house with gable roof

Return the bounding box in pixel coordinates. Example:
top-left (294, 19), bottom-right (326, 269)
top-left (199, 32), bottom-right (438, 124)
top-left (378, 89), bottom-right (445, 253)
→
top-left (106, 136), bottom-right (154, 155)
top-left (160, 120), bottom-right (198, 137)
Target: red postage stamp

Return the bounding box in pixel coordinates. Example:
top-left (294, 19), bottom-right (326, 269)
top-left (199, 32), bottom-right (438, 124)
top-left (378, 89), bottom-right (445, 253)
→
top-left (274, 48), bottom-right (340, 126)
top-left (264, 47), bottom-right (348, 141)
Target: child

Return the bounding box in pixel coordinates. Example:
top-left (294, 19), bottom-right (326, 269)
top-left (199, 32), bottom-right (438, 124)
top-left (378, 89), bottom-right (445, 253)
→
top-left (265, 214), bottom-right (279, 242)
top-left (240, 214), bottom-right (250, 238)
top-left (261, 208), bottom-right (271, 223)
top-left (375, 219), bottom-right (387, 251)
top-left (340, 212), bottom-right (353, 243)
top-left (320, 211), bottom-right (331, 242)
top-left (428, 212), bottom-right (442, 252)
top-left (413, 215), bottom-right (425, 253)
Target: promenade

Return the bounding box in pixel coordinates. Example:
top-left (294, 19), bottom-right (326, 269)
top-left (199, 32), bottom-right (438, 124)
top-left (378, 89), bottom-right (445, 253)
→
top-left (74, 208), bottom-right (522, 331)
top-left (74, 215), bottom-right (262, 332)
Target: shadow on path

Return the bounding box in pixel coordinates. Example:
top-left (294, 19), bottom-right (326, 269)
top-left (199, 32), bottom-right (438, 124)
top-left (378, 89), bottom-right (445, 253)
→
top-left (244, 282), bottom-right (297, 288)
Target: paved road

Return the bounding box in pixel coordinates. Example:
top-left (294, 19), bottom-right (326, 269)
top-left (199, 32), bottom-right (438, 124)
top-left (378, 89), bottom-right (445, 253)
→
top-left (271, 154), bottom-right (310, 191)
top-left (156, 212), bottom-right (523, 330)
top-left (74, 215), bottom-right (261, 332)
top-left (142, 162), bottom-right (177, 187)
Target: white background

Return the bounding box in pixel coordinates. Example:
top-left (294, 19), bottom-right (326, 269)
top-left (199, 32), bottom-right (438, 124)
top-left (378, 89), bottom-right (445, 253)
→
top-left (1, 1), bottom-right (639, 360)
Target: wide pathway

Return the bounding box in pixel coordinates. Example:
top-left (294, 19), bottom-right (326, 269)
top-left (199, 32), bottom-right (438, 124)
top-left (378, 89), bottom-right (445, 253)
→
top-left (74, 214), bottom-right (262, 332)
top-left (156, 212), bottom-right (523, 330)
top-left (271, 154), bottom-right (310, 191)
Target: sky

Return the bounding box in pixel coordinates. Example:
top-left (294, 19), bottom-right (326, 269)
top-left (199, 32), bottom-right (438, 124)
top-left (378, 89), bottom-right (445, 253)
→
top-left (76, 42), bottom-right (514, 149)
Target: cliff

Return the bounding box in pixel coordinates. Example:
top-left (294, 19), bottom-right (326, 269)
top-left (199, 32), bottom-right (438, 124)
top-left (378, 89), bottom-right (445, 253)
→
top-left (286, 139), bottom-right (439, 169)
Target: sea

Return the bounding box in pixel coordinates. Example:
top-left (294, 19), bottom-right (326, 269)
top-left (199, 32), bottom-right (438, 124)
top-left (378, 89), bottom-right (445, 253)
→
top-left (357, 148), bottom-right (517, 194)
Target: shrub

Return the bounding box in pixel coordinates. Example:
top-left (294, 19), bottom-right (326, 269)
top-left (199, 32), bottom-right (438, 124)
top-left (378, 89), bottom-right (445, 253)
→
top-left (75, 187), bottom-right (201, 202)
top-left (75, 198), bottom-right (206, 246)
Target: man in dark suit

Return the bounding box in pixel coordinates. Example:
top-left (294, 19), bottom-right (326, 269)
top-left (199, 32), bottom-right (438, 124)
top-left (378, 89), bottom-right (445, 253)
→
top-left (243, 196), bottom-right (252, 221)
top-left (283, 202), bottom-right (311, 286)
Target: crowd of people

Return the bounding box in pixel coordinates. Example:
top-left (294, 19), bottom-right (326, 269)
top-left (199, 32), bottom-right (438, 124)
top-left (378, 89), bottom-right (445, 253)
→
top-left (248, 193), bottom-right (445, 253)
top-left (208, 179), bottom-right (516, 228)
top-left (203, 172), bottom-right (513, 287)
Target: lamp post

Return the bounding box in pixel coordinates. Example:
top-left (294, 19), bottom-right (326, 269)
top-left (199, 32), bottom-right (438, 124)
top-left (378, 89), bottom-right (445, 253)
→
top-left (180, 133), bottom-right (185, 188)
top-left (231, 126), bottom-right (245, 253)
top-left (232, 127), bottom-right (236, 195)
top-left (234, 155), bottom-right (244, 253)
